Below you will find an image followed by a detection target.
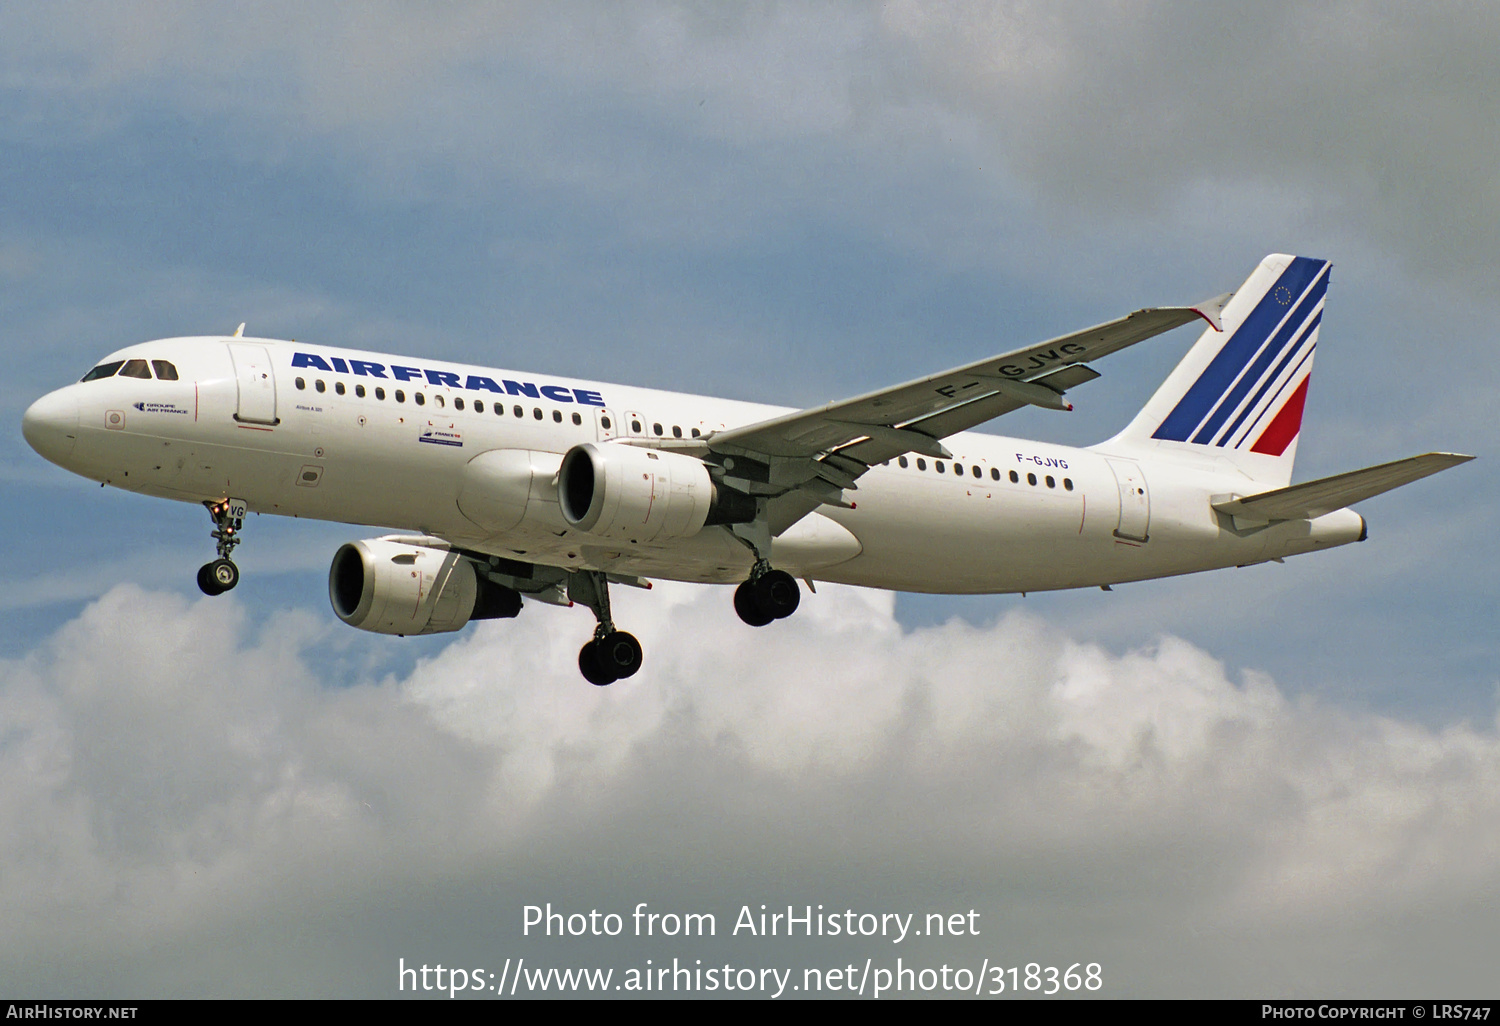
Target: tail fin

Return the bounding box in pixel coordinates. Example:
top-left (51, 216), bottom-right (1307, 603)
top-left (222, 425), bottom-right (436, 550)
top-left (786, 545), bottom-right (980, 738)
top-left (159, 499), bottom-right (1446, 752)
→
top-left (1106, 254), bottom-right (1331, 487)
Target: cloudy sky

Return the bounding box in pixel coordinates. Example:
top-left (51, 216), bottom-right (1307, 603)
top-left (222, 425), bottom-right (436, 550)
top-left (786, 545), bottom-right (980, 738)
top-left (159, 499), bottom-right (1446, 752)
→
top-left (2, 1), bottom-right (1497, 998)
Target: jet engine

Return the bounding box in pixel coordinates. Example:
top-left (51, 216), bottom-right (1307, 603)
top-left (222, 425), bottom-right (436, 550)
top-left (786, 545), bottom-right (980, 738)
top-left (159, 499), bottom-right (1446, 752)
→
top-left (329, 537), bottom-right (522, 636)
top-left (557, 442), bottom-right (755, 543)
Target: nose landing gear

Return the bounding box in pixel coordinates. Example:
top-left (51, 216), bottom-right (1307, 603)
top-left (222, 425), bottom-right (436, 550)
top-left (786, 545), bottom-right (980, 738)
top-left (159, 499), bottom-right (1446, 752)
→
top-left (197, 499), bottom-right (246, 596)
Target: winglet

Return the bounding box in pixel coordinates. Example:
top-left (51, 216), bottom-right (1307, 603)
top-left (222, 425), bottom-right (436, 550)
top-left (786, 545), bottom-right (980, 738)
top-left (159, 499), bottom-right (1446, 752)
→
top-left (1189, 291), bottom-right (1232, 333)
top-left (233, 323), bottom-right (246, 338)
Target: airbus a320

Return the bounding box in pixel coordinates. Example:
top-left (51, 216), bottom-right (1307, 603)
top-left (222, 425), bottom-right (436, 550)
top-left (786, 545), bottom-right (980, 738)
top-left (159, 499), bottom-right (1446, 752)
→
top-left (22, 255), bottom-right (1472, 683)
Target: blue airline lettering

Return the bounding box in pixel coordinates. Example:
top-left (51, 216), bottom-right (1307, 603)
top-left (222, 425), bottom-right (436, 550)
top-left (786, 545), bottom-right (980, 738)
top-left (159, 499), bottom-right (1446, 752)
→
top-left (291, 351), bottom-right (604, 406)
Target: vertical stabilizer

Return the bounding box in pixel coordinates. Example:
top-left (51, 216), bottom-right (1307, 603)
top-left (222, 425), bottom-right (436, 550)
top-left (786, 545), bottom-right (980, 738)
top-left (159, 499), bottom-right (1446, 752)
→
top-left (1104, 254), bottom-right (1331, 488)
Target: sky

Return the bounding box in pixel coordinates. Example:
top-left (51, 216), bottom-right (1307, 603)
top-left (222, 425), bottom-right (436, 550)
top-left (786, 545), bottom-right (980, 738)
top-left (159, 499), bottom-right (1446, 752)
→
top-left (1, 1), bottom-right (1497, 999)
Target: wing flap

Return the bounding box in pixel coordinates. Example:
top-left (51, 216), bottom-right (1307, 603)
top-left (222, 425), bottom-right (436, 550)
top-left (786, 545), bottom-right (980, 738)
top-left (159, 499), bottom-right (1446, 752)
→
top-left (1212, 452), bottom-right (1475, 523)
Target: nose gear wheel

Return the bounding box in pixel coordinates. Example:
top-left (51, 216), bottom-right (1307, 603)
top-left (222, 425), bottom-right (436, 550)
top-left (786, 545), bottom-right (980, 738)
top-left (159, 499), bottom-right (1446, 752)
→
top-left (197, 499), bottom-right (245, 596)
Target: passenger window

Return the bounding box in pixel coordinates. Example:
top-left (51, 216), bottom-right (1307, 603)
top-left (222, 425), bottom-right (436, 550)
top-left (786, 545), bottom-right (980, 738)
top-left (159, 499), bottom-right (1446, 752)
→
top-left (395, 390), bottom-right (406, 403)
top-left (898, 456), bottom-right (909, 468)
top-left (691, 428), bottom-right (700, 438)
top-left (653, 423), bottom-right (663, 436)
top-left (120, 359), bottom-right (151, 379)
top-left (973, 465), bottom-right (982, 479)
top-left (81, 361), bottom-right (125, 382)
top-left (355, 384), bottom-right (366, 398)
top-left (673, 425), bottom-right (682, 438)
top-left (601, 415), bottom-right (612, 430)
top-left (917, 458), bottom-right (927, 471)
top-left (936, 461), bottom-right (946, 474)
top-left (151, 360), bottom-right (179, 381)
top-left (335, 381), bottom-right (346, 395)
top-left (553, 410), bottom-right (562, 423)
top-left (1027, 473), bottom-right (1037, 486)
top-left (1009, 470), bottom-right (1019, 483)
top-left (375, 387), bottom-right (386, 400)
top-left (533, 408), bottom-right (543, 420)
top-left (953, 464), bottom-right (962, 475)
top-left (631, 419), bottom-right (642, 433)
top-left (415, 392), bottom-right (425, 406)
top-left (572, 412), bottom-right (582, 425)
top-left (990, 468), bottom-right (999, 481)
top-left (1064, 478), bottom-right (1074, 491)
top-left (1046, 475), bottom-right (1055, 488)
top-left (295, 377), bottom-right (306, 390)
top-left (472, 399), bottom-right (482, 413)
top-left (315, 380), bottom-right (326, 393)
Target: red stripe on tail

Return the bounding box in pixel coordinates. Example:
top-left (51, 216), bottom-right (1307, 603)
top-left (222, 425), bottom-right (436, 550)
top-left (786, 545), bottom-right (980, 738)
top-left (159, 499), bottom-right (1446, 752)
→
top-left (1250, 377), bottom-right (1309, 456)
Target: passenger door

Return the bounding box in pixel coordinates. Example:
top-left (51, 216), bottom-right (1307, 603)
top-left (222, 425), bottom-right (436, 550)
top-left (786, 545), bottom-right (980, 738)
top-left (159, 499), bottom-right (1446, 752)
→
top-left (226, 343), bottom-right (278, 425)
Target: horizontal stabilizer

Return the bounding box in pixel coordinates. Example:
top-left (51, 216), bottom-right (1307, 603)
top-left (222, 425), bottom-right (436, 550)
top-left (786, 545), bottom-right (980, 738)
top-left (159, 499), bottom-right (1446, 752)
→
top-left (1212, 452), bottom-right (1475, 523)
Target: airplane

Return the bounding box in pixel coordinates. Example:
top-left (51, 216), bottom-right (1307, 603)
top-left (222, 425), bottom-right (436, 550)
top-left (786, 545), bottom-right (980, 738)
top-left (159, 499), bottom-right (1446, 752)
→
top-left (21, 254), bottom-right (1473, 684)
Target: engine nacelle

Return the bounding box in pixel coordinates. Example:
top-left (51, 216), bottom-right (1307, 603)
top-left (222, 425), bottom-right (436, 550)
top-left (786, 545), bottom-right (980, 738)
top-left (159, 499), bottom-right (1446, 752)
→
top-left (557, 442), bottom-right (755, 543)
top-left (328, 537), bottom-right (522, 636)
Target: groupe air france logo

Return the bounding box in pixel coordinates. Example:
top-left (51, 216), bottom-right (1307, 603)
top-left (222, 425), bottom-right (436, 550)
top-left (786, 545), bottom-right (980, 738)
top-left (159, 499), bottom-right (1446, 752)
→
top-left (131, 400), bottom-right (189, 415)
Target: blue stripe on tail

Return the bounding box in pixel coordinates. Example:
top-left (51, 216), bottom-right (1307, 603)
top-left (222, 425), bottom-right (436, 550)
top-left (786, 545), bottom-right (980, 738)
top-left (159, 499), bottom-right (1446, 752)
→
top-left (1219, 310), bottom-right (1321, 447)
top-left (1189, 268), bottom-right (1328, 445)
top-left (1152, 257), bottom-right (1328, 443)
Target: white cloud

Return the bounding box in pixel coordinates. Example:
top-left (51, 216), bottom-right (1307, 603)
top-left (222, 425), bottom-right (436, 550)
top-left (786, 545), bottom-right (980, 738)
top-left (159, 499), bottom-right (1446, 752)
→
top-left (3, 580), bottom-right (1498, 994)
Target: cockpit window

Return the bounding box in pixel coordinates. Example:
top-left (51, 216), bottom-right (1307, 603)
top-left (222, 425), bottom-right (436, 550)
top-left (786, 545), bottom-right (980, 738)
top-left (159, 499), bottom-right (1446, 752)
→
top-left (151, 360), bottom-right (179, 381)
top-left (119, 359), bottom-right (151, 379)
top-left (80, 361), bottom-right (125, 382)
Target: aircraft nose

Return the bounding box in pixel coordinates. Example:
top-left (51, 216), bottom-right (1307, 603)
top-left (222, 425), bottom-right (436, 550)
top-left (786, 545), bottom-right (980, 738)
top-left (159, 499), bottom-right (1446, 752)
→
top-left (22, 388), bottom-right (79, 465)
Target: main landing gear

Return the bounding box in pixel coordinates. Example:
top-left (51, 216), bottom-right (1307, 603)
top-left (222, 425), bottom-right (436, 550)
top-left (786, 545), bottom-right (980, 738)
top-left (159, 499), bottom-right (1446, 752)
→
top-left (733, 561), bottom-right (800, 627)
top-left (197, 499), bottom-right (245, 596)
top-left (570, 570), bottom-right (643, 686)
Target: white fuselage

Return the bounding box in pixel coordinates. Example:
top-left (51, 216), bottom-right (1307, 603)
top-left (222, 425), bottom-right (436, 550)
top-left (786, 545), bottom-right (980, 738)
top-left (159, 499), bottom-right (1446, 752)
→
top-left (23, 336), bottom-right (1365, 594)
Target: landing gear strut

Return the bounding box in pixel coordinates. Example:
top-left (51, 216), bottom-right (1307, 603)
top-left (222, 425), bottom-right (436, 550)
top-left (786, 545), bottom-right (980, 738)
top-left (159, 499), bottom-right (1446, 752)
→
top-left (197, 499), bottom-right (245, 596)
top-left (733, 559), bottom-right (800, 627)
top-left (570, 570), bottom-right (643, 686)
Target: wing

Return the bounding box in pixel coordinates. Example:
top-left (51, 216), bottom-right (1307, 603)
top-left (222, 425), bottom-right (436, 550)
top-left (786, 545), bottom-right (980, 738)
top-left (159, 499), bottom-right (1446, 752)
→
top-left (699, 295), bottom-right (1230, 532)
